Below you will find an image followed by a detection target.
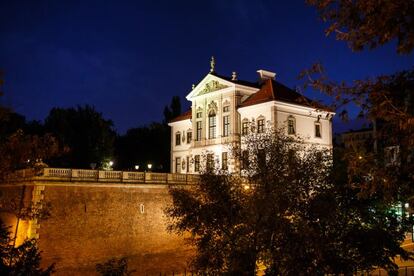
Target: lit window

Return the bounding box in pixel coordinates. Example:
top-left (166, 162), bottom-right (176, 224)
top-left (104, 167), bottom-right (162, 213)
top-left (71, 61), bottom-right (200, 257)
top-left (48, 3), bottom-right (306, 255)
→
top-left (175, 157), bottom-right (181, 173)
top-left (222, 152), bottom-right (228, 170)
top-left (207, 154), bottom-right (214, 170)
top-left (288, 116), bottom-right (296, 135)
top-left (196, 121), bottom-right (202, 141)
top-left (208, 111), bottom-right (216, 139)
top-left (187, 131), bottom-right (192, 144)
top-left (257, 119), bottom-right (264, 133)
top-left (223, 106), bottom-right (230, 113)
top-left (194, 155), bottom-right (200, 172)
top-left (315, 122), bottom-right (321, 138)
top-left (223, 115), bottom-right (230, 137)
top-left (242, 121), bottom-right (249, 135)
top-left (175, 132), bottom-right (181, 145)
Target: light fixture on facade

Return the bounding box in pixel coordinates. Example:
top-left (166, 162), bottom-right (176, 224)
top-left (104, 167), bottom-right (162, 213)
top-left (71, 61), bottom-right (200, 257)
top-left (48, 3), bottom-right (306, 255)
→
top-left (135, 165), bottom-right (139, 170)
top-left (147, 164), bottom-right (152, 170)
top-left (109, 161), bottom-right (114, 166)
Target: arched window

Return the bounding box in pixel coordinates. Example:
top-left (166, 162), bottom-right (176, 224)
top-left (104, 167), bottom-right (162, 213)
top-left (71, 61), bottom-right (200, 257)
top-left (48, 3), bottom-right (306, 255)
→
top-left (287, 116), bottom-right (296, 135)
top-left (208, 110), bottom-right (216, 139)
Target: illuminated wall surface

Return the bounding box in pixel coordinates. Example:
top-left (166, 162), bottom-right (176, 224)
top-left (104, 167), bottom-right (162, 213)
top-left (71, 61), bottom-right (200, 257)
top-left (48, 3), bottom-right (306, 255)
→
top-left (0, 181), bottom-right (193, 275)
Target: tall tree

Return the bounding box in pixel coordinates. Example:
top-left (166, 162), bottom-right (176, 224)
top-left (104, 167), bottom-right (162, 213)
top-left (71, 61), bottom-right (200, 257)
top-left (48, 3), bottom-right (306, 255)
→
top-left (166, 129), bottom-right (411, 274)
top-left (44, 105), bottom-right (116, 168)
top-left (303, 0), bottom-right (414, 200)
top-left (163, 96), bottom-right (182, 124)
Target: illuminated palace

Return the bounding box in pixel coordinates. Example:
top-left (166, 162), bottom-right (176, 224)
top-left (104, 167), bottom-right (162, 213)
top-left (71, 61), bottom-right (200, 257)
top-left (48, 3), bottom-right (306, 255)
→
top-left (169, 58), bottom-right (335, 173)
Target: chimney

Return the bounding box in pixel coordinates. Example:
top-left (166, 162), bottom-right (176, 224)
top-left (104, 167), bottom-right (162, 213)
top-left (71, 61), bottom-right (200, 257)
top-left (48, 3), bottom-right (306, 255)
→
top-left (257, 69), bottom-right (276, 83)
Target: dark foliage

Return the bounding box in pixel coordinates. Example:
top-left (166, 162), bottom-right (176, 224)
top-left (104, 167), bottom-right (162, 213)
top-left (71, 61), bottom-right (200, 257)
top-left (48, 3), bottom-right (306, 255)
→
top-left (96, 257), bottom-right (135, 276)
top-left (167, 129), bottom-right (412, 274)
top-left (0, 220), bottom-right (54, 276)
top-left (44, 105), bottom-right (116, 168)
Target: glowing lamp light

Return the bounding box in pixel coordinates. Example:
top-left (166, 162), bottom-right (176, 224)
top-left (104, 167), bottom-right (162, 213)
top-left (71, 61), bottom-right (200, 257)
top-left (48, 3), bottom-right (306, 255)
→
top-left (147, 164), bottom-right (152, 170)
top-left (135, 165), bottom-right (139, 170)
top-left (358, 155), bottom-right (363, 160)
top-left (109, 161), bottom-right (114, 166)
top-left (243, 184), bottom-right (250, 191)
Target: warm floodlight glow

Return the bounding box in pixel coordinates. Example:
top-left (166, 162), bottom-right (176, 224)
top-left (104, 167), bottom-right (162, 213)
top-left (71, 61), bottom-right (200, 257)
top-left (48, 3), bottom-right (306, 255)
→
top-left (135, 165), bottom-right (139, 170)
top-left (109, 161), bottom-right (114, 166)
top-left (147, 164), bottom-right (152, 169)
top-left (243, 184), bottom-right (250, 190)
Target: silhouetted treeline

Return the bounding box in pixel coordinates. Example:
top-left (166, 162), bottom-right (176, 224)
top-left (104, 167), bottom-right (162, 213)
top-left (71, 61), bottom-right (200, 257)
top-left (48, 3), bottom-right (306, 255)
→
top-left (0, 97), bottom-right (182, 171)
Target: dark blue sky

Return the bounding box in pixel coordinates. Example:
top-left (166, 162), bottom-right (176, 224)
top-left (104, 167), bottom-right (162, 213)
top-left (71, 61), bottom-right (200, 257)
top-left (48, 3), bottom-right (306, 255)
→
top-left (0, 0), bottom-right (412, 133)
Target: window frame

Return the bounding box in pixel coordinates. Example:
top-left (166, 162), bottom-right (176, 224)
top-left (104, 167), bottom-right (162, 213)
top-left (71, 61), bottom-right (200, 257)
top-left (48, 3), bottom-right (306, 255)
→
top-left (175, 132), bottom-right (181, 146)
top-left (208, 111), bottom-right (217, 139)
top-left (196, 121), bottom-right (202, 141)
top-left (314, 122), bottom-right (322, 138)
top-left (222, 152), bottom-right (228, 170)
top-left (257, 119), bottom-right (265, 133)
top-left (187, 131), bottom-right (192, 144)
top-left (223, 115), bottom-right (230, 137)
top-left (287, 116), bottom-right (296, 135)
top-left (194, 155), bottom-right (200, 172)
top-left (175, 157), bottom-right (181, 173)
top-left (242, 121), bottom-right (249, 136)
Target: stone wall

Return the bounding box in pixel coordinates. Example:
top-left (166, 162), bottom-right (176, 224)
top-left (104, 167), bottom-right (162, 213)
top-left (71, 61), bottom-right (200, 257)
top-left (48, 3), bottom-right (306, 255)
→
top-left (0, 181), bottom-right (193, 275)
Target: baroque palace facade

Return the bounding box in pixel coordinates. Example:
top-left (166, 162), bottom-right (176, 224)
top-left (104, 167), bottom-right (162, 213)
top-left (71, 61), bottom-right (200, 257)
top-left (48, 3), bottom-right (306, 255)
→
top-left (169, 60), bottom-right (335, 174)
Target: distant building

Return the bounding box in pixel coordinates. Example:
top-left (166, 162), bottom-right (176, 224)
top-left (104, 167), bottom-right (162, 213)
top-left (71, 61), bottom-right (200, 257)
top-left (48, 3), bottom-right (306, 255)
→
top-left (168, 60), bottom-right (335, 173)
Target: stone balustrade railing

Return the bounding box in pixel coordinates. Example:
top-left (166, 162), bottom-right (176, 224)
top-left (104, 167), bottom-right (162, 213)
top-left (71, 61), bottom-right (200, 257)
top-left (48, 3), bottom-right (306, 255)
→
top-left (8, 168), bottom-right (199, 184)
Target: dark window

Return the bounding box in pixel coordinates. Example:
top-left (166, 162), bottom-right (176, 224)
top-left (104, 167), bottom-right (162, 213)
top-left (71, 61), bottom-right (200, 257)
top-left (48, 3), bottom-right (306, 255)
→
top-left (194, 155), bottom-right (200, 172)
top-left (223, 115), bottom-right (230, 137)
top-left (241, 150), bottom-right (249, 169)
top-left (208, 111), bottom-right (216, 139)
top-left (223, 106), bottom-right (230, 112)
top-left (242, 122), bottom-right (249, 135)
top-left (175, 133), bottom-right (181, 146)
top-left (175, 157), bottom-right (181, 173)
top-left (315, 123), bottom-right (321, 138)
top-left (257, 119), bottom-right (264, 133)
top-left (196, 121), bottom-right (202, 141)
top-left (187, 131), bottom-right (192, 144)
top-left (196, 112), bottom-right (202, 118)
top-left (288, 117), bottom-right (295, 135)
top-left (222, 152), bottom-right (228, 170)
top-left (186, 156), bottom-right (190, 172)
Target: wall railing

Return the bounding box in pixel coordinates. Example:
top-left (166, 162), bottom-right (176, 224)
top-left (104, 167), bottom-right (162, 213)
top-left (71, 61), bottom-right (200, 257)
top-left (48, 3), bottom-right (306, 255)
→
top-left (7, 168), bottom-right (199, 185)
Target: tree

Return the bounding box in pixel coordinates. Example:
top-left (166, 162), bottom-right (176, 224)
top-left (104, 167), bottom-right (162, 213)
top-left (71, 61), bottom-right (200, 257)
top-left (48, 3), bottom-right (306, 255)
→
top-left (166, 128), bottom-right (411, 274)
top-left (306, 0), bottom-right (414, 54)
top-left (303, 1), bottom-right (414, 201)
top-left (0, 220), bottom-right (54, 276)
top-left (96, 257), bottom-right (135, 276)
top-left (44, 105), bottom-right (116, 168)
top-left (163, 96), bottom-right (182, 124)
top-left (114, 122), bottom-right (170, 171)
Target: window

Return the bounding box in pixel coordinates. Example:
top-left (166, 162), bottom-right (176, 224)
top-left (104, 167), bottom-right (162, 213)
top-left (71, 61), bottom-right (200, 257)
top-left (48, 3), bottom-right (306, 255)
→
top-left (196, 112), bottom-right (202, 118)
top-left (288, 116), bottom-right (296, 135)
top-left (242, 121), bottom-right (249, 135)
top-left (241, 150), bottom-right (249, 169)
top-left (315, 122), bottom-right (321, 138)
top-left (257, 119), bottom-right (264, 133)
top-left (175, 132), bottom-right (181, 146)
top-left (194, 155), bottom-right (200, 172)
top-left (187, 131), bottom-right (192, 144)
top-left (222, 152), bottom-right (228, 170)
top-left (208, 111), bottom-right (216, 139)
top-left (207, 154), bottom-right (214, 170)
top-left (175, 157), bottom-right (181, 173)
top-left (223, 106), bottom-right (230, 113)
top-left (196, 121), bottom-right (202, 141)
top-left (186, 156), bottom-right (190, 172)
top-left (223, 115), bottom-right (230, 137)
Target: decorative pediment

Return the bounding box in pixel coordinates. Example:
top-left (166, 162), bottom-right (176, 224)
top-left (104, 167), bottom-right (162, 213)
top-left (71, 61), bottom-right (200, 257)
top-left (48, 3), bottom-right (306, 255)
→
top-left (199, 80), bottom-right (229, 95)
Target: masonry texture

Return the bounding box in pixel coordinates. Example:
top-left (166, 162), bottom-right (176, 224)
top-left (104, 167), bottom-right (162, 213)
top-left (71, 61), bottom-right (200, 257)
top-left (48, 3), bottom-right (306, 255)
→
top-left (0, 181), bottom-right (193, 275)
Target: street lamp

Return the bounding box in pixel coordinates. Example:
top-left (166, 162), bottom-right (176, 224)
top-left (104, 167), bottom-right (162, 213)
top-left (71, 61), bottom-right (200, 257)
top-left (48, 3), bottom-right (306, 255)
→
top-left (135, 165), bottom-right (139, 170)
top-left (109, 161), bottom-right (114, 166)
top-left (147, 164), bottom-right (152, 171)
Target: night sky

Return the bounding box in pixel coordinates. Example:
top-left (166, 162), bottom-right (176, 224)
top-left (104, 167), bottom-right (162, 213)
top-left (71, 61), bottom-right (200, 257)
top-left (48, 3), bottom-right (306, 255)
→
top-left (0, 0), bottom-right (412, 134)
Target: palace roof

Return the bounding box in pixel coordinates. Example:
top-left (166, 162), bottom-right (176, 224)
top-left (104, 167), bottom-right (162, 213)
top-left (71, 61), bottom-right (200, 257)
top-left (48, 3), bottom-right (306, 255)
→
top-left (169, 109), bottom-right (192, 123)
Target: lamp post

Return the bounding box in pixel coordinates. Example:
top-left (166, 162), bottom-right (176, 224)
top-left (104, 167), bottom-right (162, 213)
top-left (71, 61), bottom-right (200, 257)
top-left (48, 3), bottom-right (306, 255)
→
top-left (134, 165), bottom-right (139, 171)
top-left (147, 163), bottom-right (152, 172)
